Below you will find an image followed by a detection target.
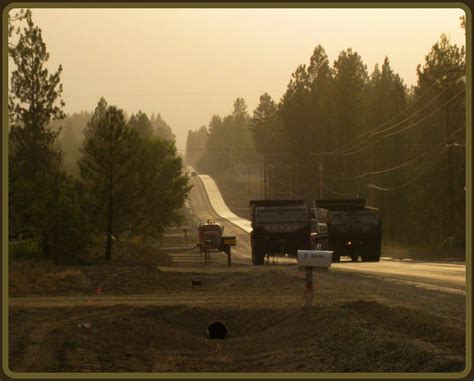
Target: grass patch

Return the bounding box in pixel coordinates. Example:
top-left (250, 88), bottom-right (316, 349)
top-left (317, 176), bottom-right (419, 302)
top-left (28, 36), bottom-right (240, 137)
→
top-left (9, 241), bottom-right (42, 261)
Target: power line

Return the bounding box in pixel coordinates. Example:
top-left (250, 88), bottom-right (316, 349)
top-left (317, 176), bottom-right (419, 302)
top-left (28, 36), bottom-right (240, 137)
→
top-left (321, 182), bottom-right (359, 197)
top-left (310, 143), bottom-right (369, 157)
top-left (178, 147), bottom-right (256, 152)
top-left (268, 162), bottom-right (300, 169)
top-left (311, 71), bottom-right (466, 157)
top-left (369, 126), bottom-right (464, 192)
top-left (370, 156), bottom-right (441, 192)
top-left (364, 81), bottom-right (462, 139)
top-left (307, 83), bottom-right (465, 159)
top-left (183, 87), bottom-right (463, 156)
top-left (323, 125), bottom-right (463, 182)
top-left (382, 88), bottom-right (465, 139)
top-left (325, 151), bottom-right (430, 181)
top-left (63, 88), bottom-right (285, 98)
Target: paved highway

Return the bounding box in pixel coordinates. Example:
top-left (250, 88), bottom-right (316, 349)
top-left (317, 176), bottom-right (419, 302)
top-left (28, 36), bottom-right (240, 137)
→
top-left (187, 171), bottom-right (467, 294)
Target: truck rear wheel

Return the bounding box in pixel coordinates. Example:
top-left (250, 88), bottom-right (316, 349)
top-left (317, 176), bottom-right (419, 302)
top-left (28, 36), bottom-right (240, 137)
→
top-left (251, 238), bottom-right (265, 265)
top-left (362, 239), bottom-right (381, 262)
top-left (364, 254), bottom-right (380, 262)
top-left (330, 241), bottom-right (342, 262)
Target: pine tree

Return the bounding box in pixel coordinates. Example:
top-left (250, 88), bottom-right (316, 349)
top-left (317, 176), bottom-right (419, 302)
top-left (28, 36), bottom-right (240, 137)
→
top-left (151, 113), bottom-right (176, 142)
top-left (79, 98), bottom-right (142, 260)
top-left (408, 34), bottom-right (466, 246)
top-left (128, 110), bottom-right (154, 139)
top-left (8, 9), bottom-right (65, 236)
top-left (186, 126), bottom-right (208, 167)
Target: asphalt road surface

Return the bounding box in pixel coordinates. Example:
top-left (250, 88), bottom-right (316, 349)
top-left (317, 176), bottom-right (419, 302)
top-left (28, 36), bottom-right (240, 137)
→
top-left (188, 172), bottom-right (467, 295)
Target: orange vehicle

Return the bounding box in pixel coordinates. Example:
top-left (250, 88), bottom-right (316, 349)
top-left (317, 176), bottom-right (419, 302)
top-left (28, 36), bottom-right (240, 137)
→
top-left (198, 221), bottom-right (225, 251)
top-left (196, 220), bottom-right (236, 265)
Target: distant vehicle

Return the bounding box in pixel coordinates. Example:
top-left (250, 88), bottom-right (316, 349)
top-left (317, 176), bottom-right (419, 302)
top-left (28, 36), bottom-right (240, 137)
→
top-left (197, 221), bottom-right (225, 252)
top-left (249, 200), bottom-right (312, 265)
top-left (313, 199), bottom-right (382, 262)
top-left (196, 220), bottom-right (236, 265)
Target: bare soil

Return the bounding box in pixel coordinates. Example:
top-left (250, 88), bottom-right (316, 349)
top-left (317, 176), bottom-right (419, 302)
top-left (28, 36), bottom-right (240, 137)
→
top-left (9, 240), bottom-right (175, 297)
top-left (9, 298), bottom-right (464, 373)
top-left (8, 233), bottom-right (466, 373)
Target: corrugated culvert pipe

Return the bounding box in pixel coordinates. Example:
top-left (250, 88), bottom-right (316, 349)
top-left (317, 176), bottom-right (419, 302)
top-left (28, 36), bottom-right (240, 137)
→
top-left (207, 321), bottom-right (228, 339)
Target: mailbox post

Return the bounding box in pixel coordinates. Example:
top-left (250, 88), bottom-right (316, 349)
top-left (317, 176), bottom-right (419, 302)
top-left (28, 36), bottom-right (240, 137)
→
top-left (297, 250), bottom-right (333, 308)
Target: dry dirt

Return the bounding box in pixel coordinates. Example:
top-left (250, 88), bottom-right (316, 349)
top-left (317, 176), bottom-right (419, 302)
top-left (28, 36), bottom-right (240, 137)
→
top-left (9, 240), bottom-right (174, 296)
top-left (8, 234), bottom-right (466, 374)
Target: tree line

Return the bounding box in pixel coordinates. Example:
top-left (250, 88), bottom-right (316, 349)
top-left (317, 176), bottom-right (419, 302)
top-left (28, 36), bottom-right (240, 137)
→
top-left (186, 25), bottom-right (466, 249)
top-left (8, 10), bottom-right (190, 263)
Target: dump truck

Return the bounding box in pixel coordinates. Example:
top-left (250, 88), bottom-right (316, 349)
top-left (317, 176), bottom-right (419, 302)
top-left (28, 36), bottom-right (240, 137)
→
top-left (196, 221), bottom-right (236, 266)
top-left (312, 199), bottom-right (382, 262)
top-left (250, 200), bottom-right (312, 265)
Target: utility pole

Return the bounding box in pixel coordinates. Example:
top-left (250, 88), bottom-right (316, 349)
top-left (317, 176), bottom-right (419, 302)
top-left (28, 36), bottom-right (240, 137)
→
top-left (288, 167), bottom-right (292, 200)
top-left (319, 159), bottom-right (323, 199)
top-left (368, 138), bottom-right (375, 207)
top-left (445, 101), bottom-right (455, 243)
top-left (268, 164), bottom-right (272, 199)
top-left (263, 155), bottom-right (267, 199)
top-left (248, 167), bottom-right (251, 203)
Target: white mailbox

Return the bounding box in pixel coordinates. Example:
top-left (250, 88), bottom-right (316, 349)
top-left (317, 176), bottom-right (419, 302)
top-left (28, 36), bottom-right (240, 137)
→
top-left (297, 250), bottom-right (333, 268)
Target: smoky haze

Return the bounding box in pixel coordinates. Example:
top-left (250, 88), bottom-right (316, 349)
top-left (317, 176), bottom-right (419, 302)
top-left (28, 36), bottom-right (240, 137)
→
top-left (29, 8), bottom-right (466, 150)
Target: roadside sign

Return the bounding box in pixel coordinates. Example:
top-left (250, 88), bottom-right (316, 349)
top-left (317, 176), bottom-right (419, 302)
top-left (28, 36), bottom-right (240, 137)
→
top-left (297, 250), bottom-right (333, 268)
top-left (221, 236), bottom-right (237, 246)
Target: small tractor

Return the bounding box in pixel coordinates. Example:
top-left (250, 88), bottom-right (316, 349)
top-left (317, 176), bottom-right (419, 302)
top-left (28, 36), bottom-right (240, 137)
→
top-left (196, 220), bottom-right (236, 266)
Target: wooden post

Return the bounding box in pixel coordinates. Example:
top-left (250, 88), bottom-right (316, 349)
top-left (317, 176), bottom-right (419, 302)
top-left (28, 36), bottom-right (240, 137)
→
top-left (224, 245), bottom-right (231, 267)
top-left (303, 267), bottom-right (313, 308)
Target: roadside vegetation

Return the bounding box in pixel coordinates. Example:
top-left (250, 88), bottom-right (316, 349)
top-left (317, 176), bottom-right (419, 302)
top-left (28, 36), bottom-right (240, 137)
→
top-left (8, 9), bottom-right (190, 265)
top-left (186, 17), bottom-right (466, 252)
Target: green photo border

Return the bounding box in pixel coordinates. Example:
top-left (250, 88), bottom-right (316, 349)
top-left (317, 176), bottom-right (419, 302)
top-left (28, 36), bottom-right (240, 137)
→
top-left (1, 2), bottom-right (472, 380)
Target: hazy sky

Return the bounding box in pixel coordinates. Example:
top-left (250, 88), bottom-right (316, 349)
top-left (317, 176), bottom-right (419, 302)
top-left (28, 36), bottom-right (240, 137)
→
top-left (17, 7), bottom-right (466, 150)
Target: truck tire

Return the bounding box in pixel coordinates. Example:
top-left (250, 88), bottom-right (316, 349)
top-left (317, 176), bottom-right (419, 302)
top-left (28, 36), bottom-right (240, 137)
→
top-left (362, 239), bottom-right (381, 262)
top-left (362, 254), bottom-right (380, 262)
top-left (251, 238), bottom-right (265, 265)
top-left (328, 240), bottom-right (341, 262)
top-left (366, 254), bottom-right (381, 262)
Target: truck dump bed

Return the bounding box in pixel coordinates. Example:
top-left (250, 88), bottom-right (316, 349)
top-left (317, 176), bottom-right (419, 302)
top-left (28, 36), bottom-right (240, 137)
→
top-left (312, 198), bottom-right (382, 262)
top-left (250, 200), bottom-right (307, 208)
top-left (315, 198), bottom-right (366, 211)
